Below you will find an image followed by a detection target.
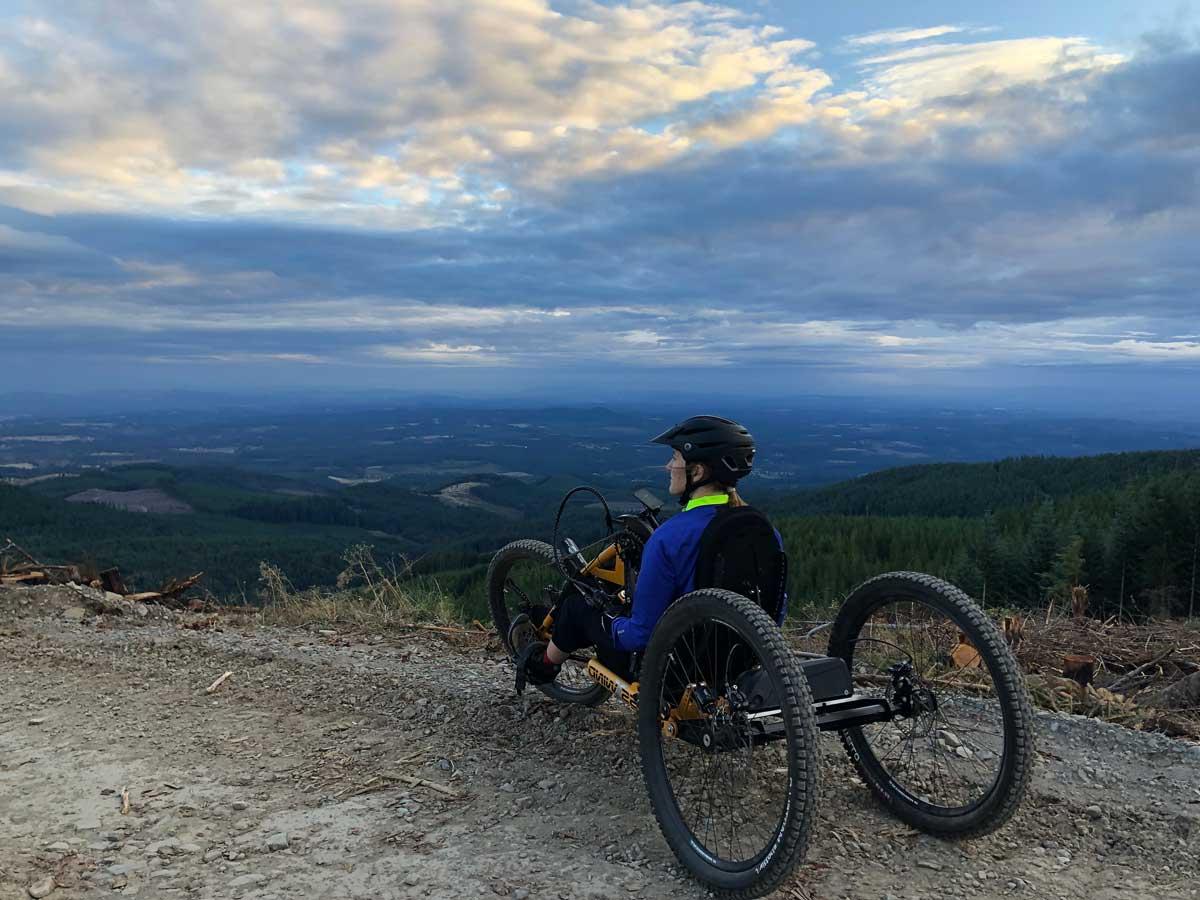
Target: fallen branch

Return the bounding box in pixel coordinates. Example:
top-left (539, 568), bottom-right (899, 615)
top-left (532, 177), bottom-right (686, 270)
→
top-left (802, 621), bottom-right (833, 639)
top-left (1108, 647), bottom-right (1176, 695)
top-left (205, 670), bottom-right (233, 694)
top-left (0, 537), bottom-right (41, 567)
top-left (159, 572), bottom-right (204, 598)
top-left (393, 623), bottom-right (482, 636)
top-left (125, 573), bottom-right (205, 606)
top-left (0, 572), bottom-right (46, 585)
top-left (392, 747), bottom-right (428, 766)
top-left (381, 773), bottom-right (463, 799)
top-left (336, 775), bottom-right (382, 799)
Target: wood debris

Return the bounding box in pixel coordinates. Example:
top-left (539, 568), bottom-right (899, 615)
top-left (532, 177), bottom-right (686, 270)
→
top-left (950, 633), bottom-right (983, 669)
top-left (1003, 615), bottom-right (1026, 651)
top-left (2, 537), bottom-right (205, 606)
top-left (1017, 614), bottom-right (1200, 738)
top-left (1062, 654), bottom-right (1097, 687)
top-left (125, 572), bottom-right (205, 606)
top-left (381, 773), bottom-right (464, 799)
top-left (181, 614), bottom-right (220, 631)
top-left (205, 671), bottom-right (233, 694)
top-left (1071, 585), bottom-right (1089, 619)
top-left (1108, 648), bottom-right (1175, 694)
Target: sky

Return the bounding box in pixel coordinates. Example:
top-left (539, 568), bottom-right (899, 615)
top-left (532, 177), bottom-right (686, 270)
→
top-left (1, 1), bottom-right (1199, 416)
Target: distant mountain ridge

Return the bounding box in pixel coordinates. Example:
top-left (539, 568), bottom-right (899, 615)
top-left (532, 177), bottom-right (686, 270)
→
top-left (768, 448), bottom-right (1200, 519)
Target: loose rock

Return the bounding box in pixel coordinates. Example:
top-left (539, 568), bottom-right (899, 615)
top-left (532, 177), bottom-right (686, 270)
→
top-left (266, 832), bottom-right (290, 852)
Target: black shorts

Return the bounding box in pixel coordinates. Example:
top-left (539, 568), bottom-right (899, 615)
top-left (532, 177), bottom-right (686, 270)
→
top-left (552, 592), bottom-right (632, 679)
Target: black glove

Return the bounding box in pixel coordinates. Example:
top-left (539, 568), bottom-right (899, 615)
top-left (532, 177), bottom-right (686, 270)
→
top-left (601, 600), bottom-right (627, 633)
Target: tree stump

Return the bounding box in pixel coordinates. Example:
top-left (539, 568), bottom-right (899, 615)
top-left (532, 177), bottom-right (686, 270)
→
top-left (1063, 654), bottom-right (1097, 687)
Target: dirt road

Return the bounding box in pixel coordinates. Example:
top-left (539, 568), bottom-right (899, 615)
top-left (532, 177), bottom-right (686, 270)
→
top-left (1, 587), bottom-right (1198, 900)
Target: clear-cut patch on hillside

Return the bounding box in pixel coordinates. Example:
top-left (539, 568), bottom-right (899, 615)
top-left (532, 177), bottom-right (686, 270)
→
top-left (433, 481), bottom-right (520, 518)
top-left (65, 488), bottom-right (193, 514)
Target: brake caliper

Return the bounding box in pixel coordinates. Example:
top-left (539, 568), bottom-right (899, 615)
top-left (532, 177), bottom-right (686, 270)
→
top-left (888, 660), bottom-right (937, 718)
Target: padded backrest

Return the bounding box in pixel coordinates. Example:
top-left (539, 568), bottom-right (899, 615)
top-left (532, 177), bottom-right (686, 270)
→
top-left (693, 505), bottom-right (787, 623)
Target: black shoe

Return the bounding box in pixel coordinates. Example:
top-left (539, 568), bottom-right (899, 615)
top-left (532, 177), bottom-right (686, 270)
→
top-left (515, 640), bottom-right (560, 694)
top-left (507, 607), bottom-right (550, 656)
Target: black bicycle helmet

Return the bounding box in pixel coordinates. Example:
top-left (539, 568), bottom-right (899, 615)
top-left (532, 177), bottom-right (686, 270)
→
top-left (651, 415), bottom-right (756, 486)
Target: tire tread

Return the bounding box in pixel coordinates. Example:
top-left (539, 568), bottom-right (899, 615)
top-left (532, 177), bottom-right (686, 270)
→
top-left (486, 539), bottom-right (610, 707)
top-left (831, 571), bottom-right (1034, 837)
top-left (639, 588), bottom-right (819, 899)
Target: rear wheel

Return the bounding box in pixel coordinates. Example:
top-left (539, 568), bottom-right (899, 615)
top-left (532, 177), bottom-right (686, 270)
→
top-left (638, 589), bottom-right (818, 898)
top-left (486, 539), bottom-right (610, 707)
top-left (829, 572), bottom-right (1033, 836)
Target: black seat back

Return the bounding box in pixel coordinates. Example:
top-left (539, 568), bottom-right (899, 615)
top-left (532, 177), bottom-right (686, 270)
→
top-left (693, 505), bottom-right (787, 623)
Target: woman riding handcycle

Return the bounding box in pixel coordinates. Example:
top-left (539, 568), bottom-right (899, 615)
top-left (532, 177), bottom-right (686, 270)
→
top-left (487, 415), bottom-right (1034, 898)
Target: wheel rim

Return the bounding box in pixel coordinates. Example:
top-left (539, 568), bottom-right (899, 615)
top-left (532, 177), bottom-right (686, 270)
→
top-left (491, 549), bottom-right (599, 698)
top-left (842, 597), bottom-right (1009, 816)
top-left (655, 617), bottom-right (792, 870)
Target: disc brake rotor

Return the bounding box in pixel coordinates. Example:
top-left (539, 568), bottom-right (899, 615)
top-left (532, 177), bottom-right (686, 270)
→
top-left (507, 613), bottom-right (539, 655)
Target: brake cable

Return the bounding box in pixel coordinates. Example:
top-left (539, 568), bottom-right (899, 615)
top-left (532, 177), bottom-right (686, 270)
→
top-left (551, 485), bottom-right (615, 601)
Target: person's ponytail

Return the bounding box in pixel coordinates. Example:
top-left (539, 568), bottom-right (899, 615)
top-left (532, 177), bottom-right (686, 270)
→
top-left (726, 485), bottom-right (748, 507)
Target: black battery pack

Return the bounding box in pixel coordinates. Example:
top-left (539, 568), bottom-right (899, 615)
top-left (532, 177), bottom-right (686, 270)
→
top-left (797, 656), bottom-right (852, 702)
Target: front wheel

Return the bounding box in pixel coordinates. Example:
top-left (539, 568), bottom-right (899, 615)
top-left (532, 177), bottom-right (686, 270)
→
top-left (486, 539), bottom-right (610, 707)
top-left (829, 572), bottom-right (1034, 836)
top-left (638, 589), bottom-right (819, 898)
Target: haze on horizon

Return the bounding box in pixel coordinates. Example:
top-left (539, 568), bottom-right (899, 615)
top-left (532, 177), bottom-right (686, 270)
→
top-left (1, 1), bottom-right (1198, 419)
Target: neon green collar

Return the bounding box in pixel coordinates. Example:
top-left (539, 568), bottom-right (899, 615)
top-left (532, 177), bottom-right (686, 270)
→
top-left (684, 493), bottom-right (730, 512)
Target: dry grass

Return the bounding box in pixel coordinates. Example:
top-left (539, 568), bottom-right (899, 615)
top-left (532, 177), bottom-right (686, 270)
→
top-left (257, 544), bottom-right (461, 629)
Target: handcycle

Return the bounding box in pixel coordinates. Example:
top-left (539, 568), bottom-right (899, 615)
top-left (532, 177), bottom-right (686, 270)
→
top-left (487, 486), bottom-right (1034, 898)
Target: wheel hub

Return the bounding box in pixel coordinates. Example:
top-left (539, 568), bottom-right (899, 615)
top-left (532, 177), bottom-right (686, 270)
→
top-left (664, 683), bottom-right (747, 752)
top-left (888, 660), bottom-right (938, 718)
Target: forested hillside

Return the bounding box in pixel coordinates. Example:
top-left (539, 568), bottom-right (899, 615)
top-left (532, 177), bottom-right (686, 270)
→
top-left (4, 449), bottom-right (1199, 621)
top-left (771, 451), bottom-right (1200, 621)
top-left (0, 468), bottom-right (612, 600)
top-left (0, 482), bottom-right (409, 598)
top-left (771, 449), bottom-right (1200, 517)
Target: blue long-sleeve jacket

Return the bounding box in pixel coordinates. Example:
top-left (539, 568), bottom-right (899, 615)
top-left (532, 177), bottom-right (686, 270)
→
top-left (610, 496), bottom-right (787, 652)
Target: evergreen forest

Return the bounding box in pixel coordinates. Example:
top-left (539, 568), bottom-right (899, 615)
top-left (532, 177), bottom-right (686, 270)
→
top-left (3, 448), bottom-right (1199, 622)
top-left (769, 450), bottom-right (1200, 620)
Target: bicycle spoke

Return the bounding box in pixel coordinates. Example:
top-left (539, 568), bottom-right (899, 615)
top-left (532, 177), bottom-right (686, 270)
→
top-left (846, 596), bottom-right (1007, 812)
top-left (656, 618), bottom-right (792, 865)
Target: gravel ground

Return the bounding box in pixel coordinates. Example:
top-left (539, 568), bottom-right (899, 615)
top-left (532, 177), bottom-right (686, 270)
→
top-left (1, 586), bottom-right (1198, 900)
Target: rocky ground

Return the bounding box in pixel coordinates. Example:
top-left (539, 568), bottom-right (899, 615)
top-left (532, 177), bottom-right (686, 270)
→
top-left (1, 585), bottom-right (1198, 900)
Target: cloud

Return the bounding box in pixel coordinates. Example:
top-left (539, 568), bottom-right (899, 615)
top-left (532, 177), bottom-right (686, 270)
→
top-left (845, 25), bottom-right (977, 47)
top-left (1107, 339), bottom-right (1200, 359)
top-left (0, 0), bottom-right (826, 218)
top-left (145, 351), bottom-right (330, 365)
top-left (854, 36), bottom-right (1125, 107)
top-left (1, 8), bottom-right (1199, 397)
top-left (371, 342), bottom-right (506, 365)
